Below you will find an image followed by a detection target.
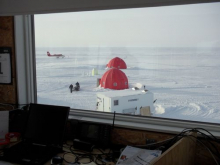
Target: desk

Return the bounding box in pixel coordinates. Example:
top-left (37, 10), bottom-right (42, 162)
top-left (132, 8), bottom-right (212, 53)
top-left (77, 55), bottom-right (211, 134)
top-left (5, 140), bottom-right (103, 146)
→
top-left (46, 132), bottom-right (196, 165)
top-left (1, 133), bottom-right (197, 165)
top-left (0, 143), bottom-right (116, 165)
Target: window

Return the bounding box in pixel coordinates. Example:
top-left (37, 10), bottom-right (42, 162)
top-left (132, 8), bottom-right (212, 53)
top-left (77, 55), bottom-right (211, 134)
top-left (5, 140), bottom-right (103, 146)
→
top-left (113, 83), bottom-right (117, 86)
top-left (114, 100), bottom-right (119, 106)
top-left (34, 2), bottom-right (220, 125)
top-left (13, 1), bottom-right (220, 136)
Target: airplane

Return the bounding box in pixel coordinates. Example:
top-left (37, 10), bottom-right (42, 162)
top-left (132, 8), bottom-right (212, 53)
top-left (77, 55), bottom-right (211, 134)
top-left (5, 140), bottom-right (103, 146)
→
top-left (47, 51), bottom-right (65, 58)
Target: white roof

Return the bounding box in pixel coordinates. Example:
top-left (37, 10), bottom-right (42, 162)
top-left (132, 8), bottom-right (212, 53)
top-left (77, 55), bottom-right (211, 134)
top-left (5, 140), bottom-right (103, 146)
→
top-left (97, 89), bottom-right (153, 98)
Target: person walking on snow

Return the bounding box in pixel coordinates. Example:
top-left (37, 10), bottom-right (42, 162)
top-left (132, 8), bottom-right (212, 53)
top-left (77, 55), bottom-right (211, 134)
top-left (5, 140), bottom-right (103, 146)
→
top-left (76, 82), bottom-right (80, 87)
top-left (69, 84), bottom-right (73, 93)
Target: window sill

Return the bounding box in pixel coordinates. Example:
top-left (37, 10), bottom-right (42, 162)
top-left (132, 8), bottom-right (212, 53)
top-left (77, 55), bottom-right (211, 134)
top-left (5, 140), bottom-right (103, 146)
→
top-left (69, 109), bottom-right (220, 137)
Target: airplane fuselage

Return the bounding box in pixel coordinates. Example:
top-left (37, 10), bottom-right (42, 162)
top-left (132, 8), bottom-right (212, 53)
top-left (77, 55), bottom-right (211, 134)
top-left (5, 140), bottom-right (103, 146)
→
top-left (47, 51), bottom-right (65, 58)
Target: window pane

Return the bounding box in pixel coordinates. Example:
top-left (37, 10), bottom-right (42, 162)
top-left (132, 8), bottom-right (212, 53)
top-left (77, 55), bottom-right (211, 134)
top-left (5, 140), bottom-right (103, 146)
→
top-left (35, 2), bottom-right (220, 123)
top-left (114, 100), bottom-right (119, 106)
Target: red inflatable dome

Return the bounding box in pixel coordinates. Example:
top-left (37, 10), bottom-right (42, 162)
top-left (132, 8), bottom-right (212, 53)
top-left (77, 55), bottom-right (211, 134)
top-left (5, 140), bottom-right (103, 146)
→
top-left (107, 57), bottom-right (127, 69)
top-left (100, 68), bottom-right (129, 90)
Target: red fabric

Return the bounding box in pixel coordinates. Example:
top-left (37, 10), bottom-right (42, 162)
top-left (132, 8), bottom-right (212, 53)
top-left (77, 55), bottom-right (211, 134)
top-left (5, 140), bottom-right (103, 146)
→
top-left (100, 68), bottom-right (129, 90)
top-left (107, 57), bottom-right (127, 69)
top-left (5, 132), bottom-right (21, 142)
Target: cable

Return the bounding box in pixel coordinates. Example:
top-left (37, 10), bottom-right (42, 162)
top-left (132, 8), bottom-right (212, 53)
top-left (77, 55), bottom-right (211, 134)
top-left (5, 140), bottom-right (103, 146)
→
top-left (195, 128), bottom-right (220, 142)
top-left (136, 129), bottom-right (219, 165)
top-left (185, 128), bottom-right (220, 159)
top-left (69, 147), bottom-right (96, 164)
top-left (186, 135), bottom-right (219, 165)
top-left (69, 144), bottom-right (116, 164)
top-left (0, 103), bottom-right (29, 106)
top-left (63, 152), bottom-right (79, 164)
top-left (0, 103), bottom-right (14, 110)
top-left (63, 128), bottom-right (219, 165)
top-left (0, 107), bottom-right (6, 110)
top-left (63, 144), bottom-right (92, 164)
top-left (197, 133), bottom-right (220, 158)
top-left (135, 137), bottom-right (174, 148)
top-left (0, 103), bottom-right (29, 112)
top-left (134, 128), bottom-right (217, 152)
top-left (156, 128), bottom-right (220, 165)
top-left (94, 154), bottom-right (106, 165)
top-left (161, 129), bottom-right (192, 150)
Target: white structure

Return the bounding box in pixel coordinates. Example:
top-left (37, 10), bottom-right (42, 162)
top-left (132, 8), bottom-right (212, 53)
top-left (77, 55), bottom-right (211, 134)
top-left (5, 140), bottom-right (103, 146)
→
top-left (96, 89), bottom-right (154, 115)
top-left (92, 68), bottom-right (98, 76)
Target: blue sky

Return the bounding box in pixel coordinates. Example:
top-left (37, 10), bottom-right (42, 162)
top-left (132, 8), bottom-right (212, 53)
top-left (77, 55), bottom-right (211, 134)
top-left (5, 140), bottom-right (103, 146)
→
top-left (35, 2), bottom-right (220, 48)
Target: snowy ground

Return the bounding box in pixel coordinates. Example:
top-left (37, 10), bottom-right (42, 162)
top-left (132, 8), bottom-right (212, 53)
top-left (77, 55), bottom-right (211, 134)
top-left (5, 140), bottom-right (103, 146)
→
top-left (36, 47), bottom-right (220, 123)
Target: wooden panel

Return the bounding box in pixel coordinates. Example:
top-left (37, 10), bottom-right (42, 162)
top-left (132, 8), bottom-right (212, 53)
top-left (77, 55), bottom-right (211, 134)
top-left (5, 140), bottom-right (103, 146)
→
top-left (111, 127), bottom-right (174, 146)
top-left (0, 16), bottom-right (17, 105)
top-left (151, 132), bottom-right (197, 165)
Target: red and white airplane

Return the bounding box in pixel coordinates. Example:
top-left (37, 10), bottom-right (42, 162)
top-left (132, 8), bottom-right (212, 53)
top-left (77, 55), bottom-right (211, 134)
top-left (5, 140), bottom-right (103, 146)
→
top-left (47, 51), bottom-right (65, 58)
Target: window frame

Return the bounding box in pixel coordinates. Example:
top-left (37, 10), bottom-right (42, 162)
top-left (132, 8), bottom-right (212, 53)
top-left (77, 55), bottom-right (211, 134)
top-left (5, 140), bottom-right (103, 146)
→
top-left (14, 9), bottom-right (220, 136)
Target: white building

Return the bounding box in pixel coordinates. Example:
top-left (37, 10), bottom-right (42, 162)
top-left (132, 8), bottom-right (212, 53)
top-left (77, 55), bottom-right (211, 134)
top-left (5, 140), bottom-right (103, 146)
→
top-left (96, 89), bottom-right (154, 115)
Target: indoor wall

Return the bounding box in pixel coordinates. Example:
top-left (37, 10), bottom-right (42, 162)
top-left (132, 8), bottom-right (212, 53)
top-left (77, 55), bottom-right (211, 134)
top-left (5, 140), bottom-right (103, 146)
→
top-left (0, 16), bottom-right (17, 105)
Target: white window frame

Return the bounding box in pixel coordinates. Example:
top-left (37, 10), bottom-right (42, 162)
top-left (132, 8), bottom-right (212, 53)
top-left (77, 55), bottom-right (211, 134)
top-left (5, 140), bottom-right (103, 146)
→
top-left (14, 10), bottom-right (220, 137)
top-left (15, 15), bottom-right (36, 104)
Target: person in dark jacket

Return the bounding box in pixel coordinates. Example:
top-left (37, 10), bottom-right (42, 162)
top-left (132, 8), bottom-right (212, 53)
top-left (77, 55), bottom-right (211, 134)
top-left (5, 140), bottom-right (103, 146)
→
top-left (74, 82), bottom-right (80, 91)
top-left (69, 84), bottom-right (73, 93)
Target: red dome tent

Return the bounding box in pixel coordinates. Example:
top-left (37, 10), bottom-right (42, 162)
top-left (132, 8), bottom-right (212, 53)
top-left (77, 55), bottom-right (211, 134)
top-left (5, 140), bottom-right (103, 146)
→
top-left (100, 68), bottom-right (129, 90)
top-left (107, 57), bottom-right (127, 69)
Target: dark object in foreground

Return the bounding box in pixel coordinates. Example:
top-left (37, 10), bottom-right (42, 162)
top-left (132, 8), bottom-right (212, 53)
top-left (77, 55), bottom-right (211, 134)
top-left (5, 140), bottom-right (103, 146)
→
top-left (3, 103), bottom-right (70, 165)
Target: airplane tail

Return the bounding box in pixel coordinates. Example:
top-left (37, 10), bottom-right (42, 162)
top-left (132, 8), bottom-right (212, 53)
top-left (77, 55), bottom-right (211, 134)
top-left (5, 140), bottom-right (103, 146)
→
top-left (47, 51), bottom-right (51, 56)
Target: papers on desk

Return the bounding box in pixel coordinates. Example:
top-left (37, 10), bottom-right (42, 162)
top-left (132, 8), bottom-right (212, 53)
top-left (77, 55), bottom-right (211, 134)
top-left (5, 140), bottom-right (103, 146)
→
top-left (0, 111), bottom-right (9, 139)
top-left (116, 146), bottom-right (161, 165)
